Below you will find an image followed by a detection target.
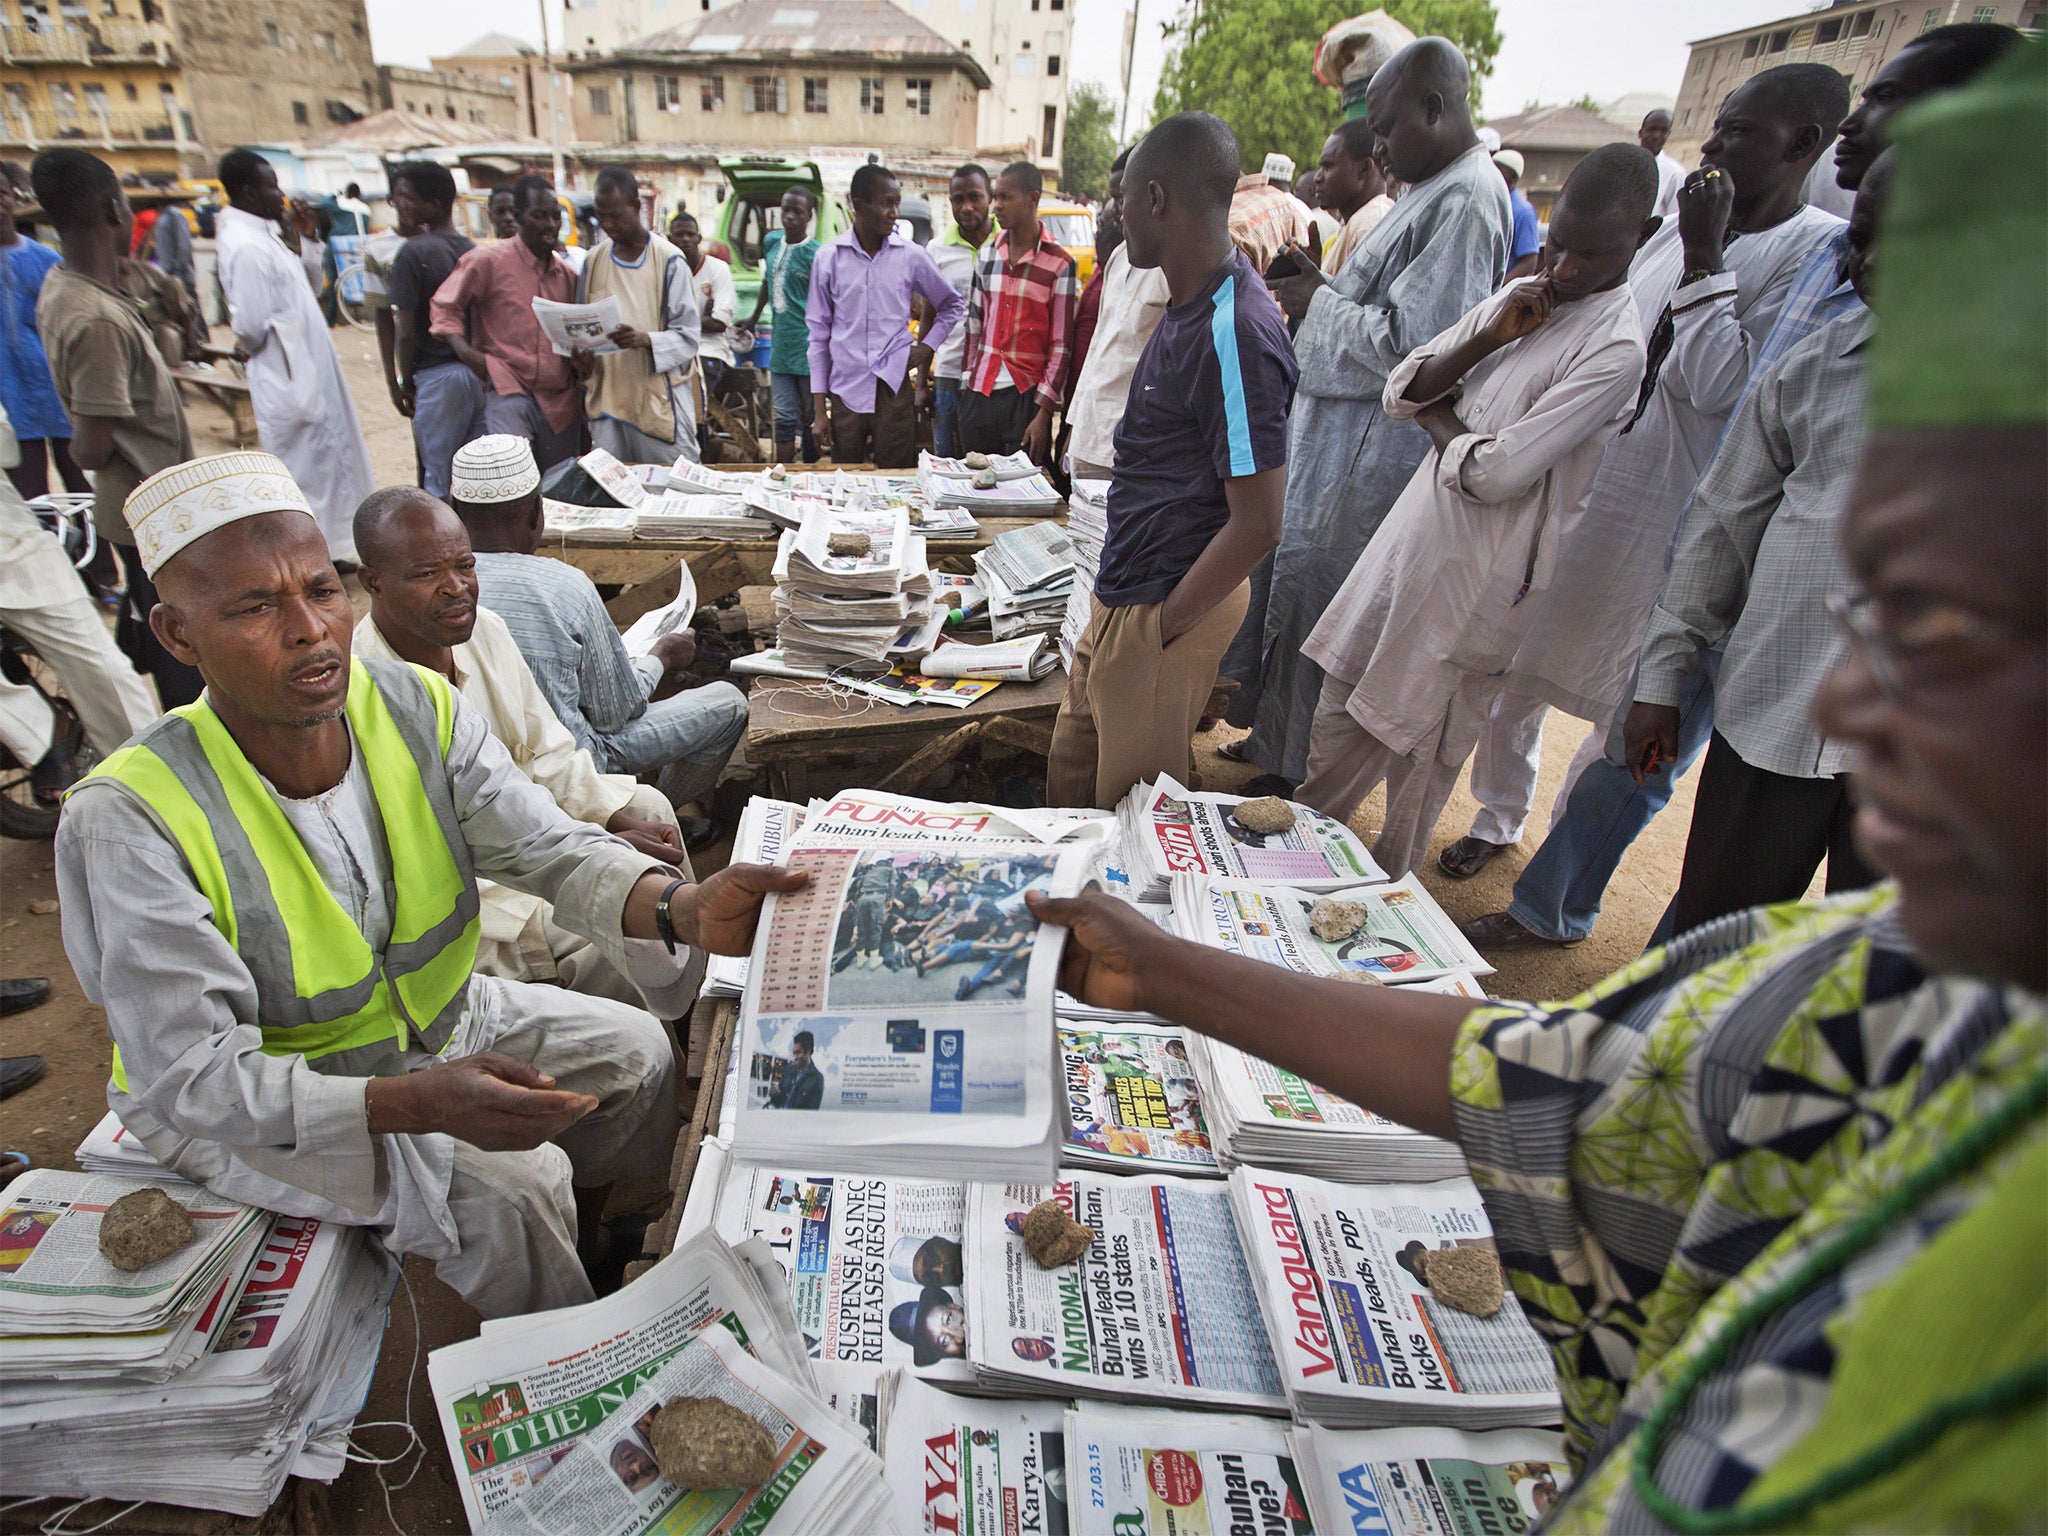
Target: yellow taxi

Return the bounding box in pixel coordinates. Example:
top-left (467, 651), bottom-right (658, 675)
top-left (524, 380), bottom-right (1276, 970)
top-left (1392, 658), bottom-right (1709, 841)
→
top-left (1038, 198), bottom-right (1099, 285)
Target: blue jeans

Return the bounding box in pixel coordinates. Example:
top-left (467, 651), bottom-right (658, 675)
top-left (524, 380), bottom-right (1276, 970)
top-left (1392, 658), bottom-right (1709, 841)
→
top-left (932, 379), bottom-right (961, 459)
top-left (1508, 655), bottom-right (1719, 942)
top-left (595, 670), bottom-right (750, 810)
top-left (770, 371), bottom-right (817, 461)
top-left (412, 360), bottom-right (486, 498)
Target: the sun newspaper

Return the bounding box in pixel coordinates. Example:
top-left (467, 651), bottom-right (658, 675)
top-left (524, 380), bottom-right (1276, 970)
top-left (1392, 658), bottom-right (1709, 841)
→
top-left (1225, 1169), bottom-right (1560, 1429)
top-left (1171, 873), bottom-right (1491, 985)
top-left (1118, 775), bottom-right (1385, 896)
top-left (964, 1173), bottom-right (1285, 1411)
top-left (733, 817), bottom-right (1098, 1179)
top-left (1290, 1423), bottom-right (1573, 1536)
top-left (481, 1325), bottom-right (889, 1536)
top-left (428, 1238), bottom-right (811, 1530)
top-left (881, 1373), bottom-right (1068, 1536)
top-left (1064, 1402), bottom-right (1313, 1536)
top-left (1058, 1019), bottom-right (1219, 1176)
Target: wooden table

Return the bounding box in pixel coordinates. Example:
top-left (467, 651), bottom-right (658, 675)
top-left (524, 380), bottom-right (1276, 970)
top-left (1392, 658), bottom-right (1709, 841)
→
top-left (743, 671), bottom-right (1067, 801)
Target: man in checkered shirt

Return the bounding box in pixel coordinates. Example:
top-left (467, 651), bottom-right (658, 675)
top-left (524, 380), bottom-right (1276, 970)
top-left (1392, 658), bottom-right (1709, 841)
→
top-left (957, 161), bottom-right (1078, 465)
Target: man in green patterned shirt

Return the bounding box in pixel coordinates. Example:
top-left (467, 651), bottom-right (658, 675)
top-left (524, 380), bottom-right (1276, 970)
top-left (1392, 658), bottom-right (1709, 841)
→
top-left (1032, 42), bottom-right (2046, 1533)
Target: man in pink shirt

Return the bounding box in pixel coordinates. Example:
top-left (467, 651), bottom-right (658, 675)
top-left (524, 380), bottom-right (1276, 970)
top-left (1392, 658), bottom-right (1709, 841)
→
top-left (431, 175), bottom-right (582, 471)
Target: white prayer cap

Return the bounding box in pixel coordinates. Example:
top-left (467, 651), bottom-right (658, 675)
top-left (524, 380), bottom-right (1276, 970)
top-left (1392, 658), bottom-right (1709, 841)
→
top-left (1261, 152), bottom-right (1297, 183)
top-left (1493, 148), bottom-right (1525, 179)
top-left (125, 451), bottom-right (313, 577)
top-left (450, 434), bottom-right (540, 504)
top-left (1477, 125), bottom-right (1502, 153)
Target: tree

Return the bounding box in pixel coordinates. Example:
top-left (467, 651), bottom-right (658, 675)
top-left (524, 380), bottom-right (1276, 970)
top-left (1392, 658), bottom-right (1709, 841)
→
top-left (1152, 0), bottom-right (1502, 179)
top-left (1062, 82), bottom-right (1119, 202)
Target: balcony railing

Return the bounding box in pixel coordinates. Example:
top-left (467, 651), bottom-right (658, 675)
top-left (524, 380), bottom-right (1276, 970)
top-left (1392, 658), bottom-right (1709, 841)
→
top-left (0, 104), bottom-right (188, 147)
top-left (0, 18), bottom-right (176, 65)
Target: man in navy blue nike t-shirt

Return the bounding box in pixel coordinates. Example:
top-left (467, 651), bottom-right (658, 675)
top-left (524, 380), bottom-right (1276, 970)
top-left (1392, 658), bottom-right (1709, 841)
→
top-left (1048, 111), bottom-right (1299, 809)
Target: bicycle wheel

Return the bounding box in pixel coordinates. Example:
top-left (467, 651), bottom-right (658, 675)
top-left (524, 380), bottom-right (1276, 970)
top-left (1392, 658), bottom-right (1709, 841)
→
top-left (335, 260), bottom-right (376, 332)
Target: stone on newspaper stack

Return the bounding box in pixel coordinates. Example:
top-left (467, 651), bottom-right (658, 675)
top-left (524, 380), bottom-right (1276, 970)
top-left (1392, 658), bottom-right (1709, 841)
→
top-left (97, 1187), bottom-right (197, 1271)
top-left (1022, 1199), bottom-right (1096, 1267)
top-left (1233, 796), bottom-right (1297, 836)
top-left (827, 531), bottom-right (871, 557)
top-left (1420, 1245), bottom-right (1505, 1318)
top-left (649, 1396), bottom-right (778, 1489)
top-left (1308, 898), bottom-right (1370, 943)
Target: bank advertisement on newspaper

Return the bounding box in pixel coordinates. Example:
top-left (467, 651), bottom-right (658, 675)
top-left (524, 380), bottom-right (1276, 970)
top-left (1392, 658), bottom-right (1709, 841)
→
top-left (1291, 1423), bottom-right (1572, 1536)
top-left (1066, 1403), bottom-right (1312, 1536)
top-left (964, 1174), bottom-right (1286, 1411)
top-left (429, 1239), bottom-right (809, 1530)
top-left (1173, 874), bottom-right (1491, 984)
top-left (882, 1374), bottom-right (1068, 1536)
top-left (733, 831), bottom-right (1096, 1177)
top-left (1058, 1020), bottom-right (1218, 1176)
top-left (1226, 1171), bottom-right (1559, 1425)
top-left (481, 1326), bottom-right (886, 1536)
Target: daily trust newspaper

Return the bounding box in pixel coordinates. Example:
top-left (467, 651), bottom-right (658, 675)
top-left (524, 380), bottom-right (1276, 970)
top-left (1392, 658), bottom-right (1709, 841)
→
top-left (964, 1173), bottom-right (1286, 1411)
top-left (732, 801), bottom-right (1102, 1179)
top-left (1227, 1169), bottom-right (1560, 1428)
top-left (1174, 874), bottom-right (1492, 985)
top-left (429, 1238), bottom-right (811, 1531)
top-left (483, 1325), bottom-right (887, 1536)
top-left (1065, 1402), bottom-right (1313, 1536)
top-left (882, 1373), bottom-right (1067, 1536)
top-left (1291, 1423), bottom-right (1573, 1536)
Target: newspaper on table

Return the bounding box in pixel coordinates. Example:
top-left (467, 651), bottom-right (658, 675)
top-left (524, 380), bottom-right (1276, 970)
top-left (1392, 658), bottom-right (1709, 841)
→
top-left (634, 492), bottom-right (779, 539)
top-left (544, 498), bottom-right (637, 541)
top-left (927, 469), bottom-right (1065, 512)
top-left (703, 797), bottom-right (808, 999)
top-left (1182, 1031), bottom-right (1466, 1181)
top-left (682, 1139), bottom-right (975, 1390)
top-left (963, 1173), bottom-right (1285, 1411)
top-left (773, 505), bottom-right (934, 670)
top-left (1171, 873), bottom-right (1490, 986)
top-left (0, 1169), bottom-right (269, 1332)
top-left (799, 787), bottom-right (1114, 849)
top-left (75, 1110), bottom-right (169, 1177)
top-left (619, 561), bottom-right (700, 658)
top-left (919, 449), bottom-right (1042, 483)
top-left (881, 1373), bottom-right (1069, 1536)
top-left (918, 633), bottom-right (1061, 681)
top-left (481, 1323), bottom-right (891, 1536)
top-left (732, 824), bottom-right (1097, 1179)
top-left (1059, 482), bottom-right (1108, 668)
top-left (578, 447), bottom-right (650, 506)
top-left (0, 1215), bottom-right (396, 1516)
top-left (532, 293), bottom-right (623, 355)
top-left (980, 522), bottom-right (1079, 595)
top-left (1065, 1402), bottom-right (1312, 1536)
top-left (1227, 1169), bottom-right (1560, 1429)
top-left (841, 666), bottom-right (1004, 709)
top-left (1117, 774), bottom-right (1385, 897)
top-left (429, 1236), bottom-right (812, 1530)
top-left (1290, 1423), bottom-right (1572, 1536)
top-left (1058, 1019), bottom-right (1218, 1176)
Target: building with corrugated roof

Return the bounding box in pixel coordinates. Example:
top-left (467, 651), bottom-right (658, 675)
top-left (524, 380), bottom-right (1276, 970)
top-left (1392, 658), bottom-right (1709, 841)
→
top-left (1482, 104), bottom-right (1636, 216)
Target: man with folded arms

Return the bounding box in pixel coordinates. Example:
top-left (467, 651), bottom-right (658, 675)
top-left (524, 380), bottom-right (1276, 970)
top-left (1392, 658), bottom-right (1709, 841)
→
top-left (57, 452), bottom-right (802, 1316)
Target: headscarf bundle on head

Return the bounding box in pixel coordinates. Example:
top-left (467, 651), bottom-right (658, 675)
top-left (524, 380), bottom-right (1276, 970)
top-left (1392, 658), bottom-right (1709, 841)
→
top-left (1868, 40), bottom-right (2047, 431)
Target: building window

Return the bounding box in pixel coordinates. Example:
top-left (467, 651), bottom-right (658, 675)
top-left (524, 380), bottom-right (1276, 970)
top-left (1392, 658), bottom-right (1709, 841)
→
top-left (654, 72), bottom-right (681, 109)
top-left (315, 29), bottom-right (333, 56)
top-left (905, 76), bottom-right (931, 114)
top-left (1815, 18), bottom-right (1841, 43)
top-left (1046, 53), bottom-right (1060, 75)
top-left (48, 81), bottom-right (77, 122)
top-left (1767, 28), bottom-right (1790, 51)
top-left (860, 76), bottom-right (885, 114)
top-left (292, 99), bottom-right (308, 125)
top-left (744, 74), bottom-right (786, 113)
top-left (1850, 11), bottom-right (1875, 35)
top-left (1922, 8), bottom-right (1940, 27)
top-left (701, 75), bottom-right (724, 110)
top-left (122, 80), bottom-right (137, 99)
top-left (1972, 4), bottom-right (1998, 17)
top-left (803, 75), bottom-right (828, 112)
top-left (1042, 103), bottom-right (1056, 155)
top-left (588, 84), bottom-right (610, 114)
top-left (1741, 35), bottom-right (1760, 58)
top-left (265, 20), bottom-right (278, 46)
top-left (83, 81), bottom-right (107, 119)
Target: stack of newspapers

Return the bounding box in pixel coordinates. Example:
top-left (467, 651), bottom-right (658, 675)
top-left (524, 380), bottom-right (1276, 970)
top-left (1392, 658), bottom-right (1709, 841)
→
top-left (729, 788), bottom-right (1111, 1180)
top-left (920, 452), bottom-right (1065, 514)
top-left (973, 522), bottom-right (1076, 641)
top-left (430, 1237), bottom-right (890, 1536)
top-left (1171, 872), bottom-right (1489, 988)
top-left (1060, 478), bottom-right (1109, 664)
top-left (1292, 1422), bottom-right (1575, 1536)
top-left (772, 504), bottom-right (932, 670)
top-left (632, 491), bottom-right (778, 540)
top-left (0, 1169), bottom-right (394, 1516)
top-left (1229, 1168), bottom-right (1562, 1429)
top-left (1116, 773), bottom-right (1386, 899)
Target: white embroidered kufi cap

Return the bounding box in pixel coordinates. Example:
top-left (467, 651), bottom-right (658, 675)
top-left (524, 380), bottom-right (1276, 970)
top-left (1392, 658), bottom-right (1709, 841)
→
top-left (125, 451), bottom-right (313, 577)
top-left (1261, 152), bottom-right (1297, 183)
top-left (450, 434), bottom-right (541, 504)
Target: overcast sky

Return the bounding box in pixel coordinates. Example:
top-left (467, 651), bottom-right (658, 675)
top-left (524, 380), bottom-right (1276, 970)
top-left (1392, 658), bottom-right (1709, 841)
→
top-left (366, 0), bottom-right (1812, 131)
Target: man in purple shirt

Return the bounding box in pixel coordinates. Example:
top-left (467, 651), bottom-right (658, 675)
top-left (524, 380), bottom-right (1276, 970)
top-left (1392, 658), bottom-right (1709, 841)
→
top-left (807, 164), bottom-right (964, 468)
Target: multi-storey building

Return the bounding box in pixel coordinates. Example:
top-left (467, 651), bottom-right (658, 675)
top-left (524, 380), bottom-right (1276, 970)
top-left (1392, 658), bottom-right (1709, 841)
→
top-left (0, 0), bottom-right (196, 179)
top-left (430, 31), bottom-right (573, 147)
top-left (377, 65), bottom-right (519, 134)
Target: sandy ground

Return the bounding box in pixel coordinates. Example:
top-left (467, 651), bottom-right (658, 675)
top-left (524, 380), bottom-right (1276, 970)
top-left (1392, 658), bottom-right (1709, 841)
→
top-left (0, 322), bottom-right (1703, 1533)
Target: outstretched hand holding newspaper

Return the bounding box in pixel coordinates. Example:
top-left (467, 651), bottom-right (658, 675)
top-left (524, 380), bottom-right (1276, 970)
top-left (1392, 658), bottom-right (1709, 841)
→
top-left (1025, 887), bottom-right (1477, 1142)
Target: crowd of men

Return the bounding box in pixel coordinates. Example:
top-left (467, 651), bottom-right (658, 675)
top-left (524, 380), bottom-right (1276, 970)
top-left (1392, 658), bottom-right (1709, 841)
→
top-left (0, 23), bottom-right (2042, 1532)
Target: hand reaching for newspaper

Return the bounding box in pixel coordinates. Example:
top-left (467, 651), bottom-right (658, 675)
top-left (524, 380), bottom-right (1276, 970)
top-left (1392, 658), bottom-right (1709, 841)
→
top-left (682, 862), bottom-right (813, 956)
top-left (364, 1052), bottom-right (598, 1151)
top-left (1025, 888), bottom-right (1168, 1016)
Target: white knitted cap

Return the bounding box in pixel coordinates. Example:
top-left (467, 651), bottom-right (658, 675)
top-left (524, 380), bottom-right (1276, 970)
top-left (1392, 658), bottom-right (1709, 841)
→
top-left (450, 434), bottom-right (540, 503)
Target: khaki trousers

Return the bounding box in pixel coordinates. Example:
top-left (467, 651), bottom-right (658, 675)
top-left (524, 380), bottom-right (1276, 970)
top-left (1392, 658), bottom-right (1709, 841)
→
top-left (1047, 583), bottom-right (1249, 811)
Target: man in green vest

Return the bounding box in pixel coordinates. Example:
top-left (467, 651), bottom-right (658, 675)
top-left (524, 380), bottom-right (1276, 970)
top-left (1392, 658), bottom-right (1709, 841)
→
top-left (56, 451), bottom-right (805, 1318)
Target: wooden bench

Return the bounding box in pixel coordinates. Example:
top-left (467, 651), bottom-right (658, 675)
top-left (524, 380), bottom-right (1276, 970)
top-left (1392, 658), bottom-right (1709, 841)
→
top-left (170, 364), bottom-right (257, 448)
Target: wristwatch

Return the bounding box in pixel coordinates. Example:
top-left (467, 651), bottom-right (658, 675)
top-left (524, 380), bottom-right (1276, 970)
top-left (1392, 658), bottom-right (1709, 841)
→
top-left (654, 878), bottom-right (690, 955)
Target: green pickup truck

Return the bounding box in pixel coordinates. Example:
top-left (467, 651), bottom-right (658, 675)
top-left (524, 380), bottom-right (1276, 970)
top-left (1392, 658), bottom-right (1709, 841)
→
top-left (714, 157), bottom-right (847, 321)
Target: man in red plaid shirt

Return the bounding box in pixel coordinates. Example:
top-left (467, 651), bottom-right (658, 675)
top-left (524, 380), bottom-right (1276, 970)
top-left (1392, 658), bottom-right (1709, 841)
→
top-left (957, 161), bottom-right (1078, 464)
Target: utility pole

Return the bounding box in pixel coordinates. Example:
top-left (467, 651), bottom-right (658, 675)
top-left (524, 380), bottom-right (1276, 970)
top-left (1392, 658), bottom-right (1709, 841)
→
top-left (1117, 0), bottom-right (1140, 143)
top-left (538, 0), bottom-right (566, 189)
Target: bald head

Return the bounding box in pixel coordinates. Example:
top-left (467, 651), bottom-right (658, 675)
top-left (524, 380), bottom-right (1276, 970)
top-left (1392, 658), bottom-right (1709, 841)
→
top-left (1364, 38), bottom-right (1479, 185)
top-left (353, 485), bottom-right (451, 571)
top-left (1639, 109), bottom-right (1673, 155)
top-left (353, 489), bottom-right (481, 656)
